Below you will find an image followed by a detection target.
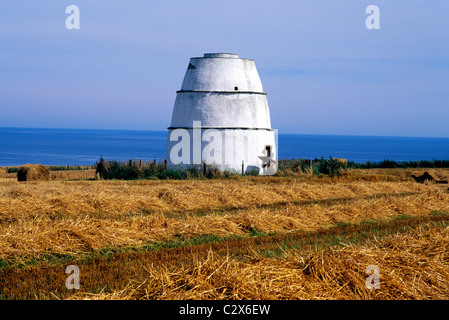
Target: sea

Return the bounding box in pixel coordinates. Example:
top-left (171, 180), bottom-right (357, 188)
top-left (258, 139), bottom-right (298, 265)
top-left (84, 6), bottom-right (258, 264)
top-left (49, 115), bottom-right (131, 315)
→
top-left (0, 127), bottom-right (448, 167)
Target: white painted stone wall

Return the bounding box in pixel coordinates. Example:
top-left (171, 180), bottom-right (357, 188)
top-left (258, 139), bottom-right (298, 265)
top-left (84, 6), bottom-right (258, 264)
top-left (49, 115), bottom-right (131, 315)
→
top-left (167, 128), bottom-right (277, 175)
top-left (171, 93), bottom-right (271, 129)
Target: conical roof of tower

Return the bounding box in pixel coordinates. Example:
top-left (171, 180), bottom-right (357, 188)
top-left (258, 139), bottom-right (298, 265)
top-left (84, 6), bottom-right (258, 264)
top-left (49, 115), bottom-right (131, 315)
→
top-left (180, 53), bottom-right (264, 93)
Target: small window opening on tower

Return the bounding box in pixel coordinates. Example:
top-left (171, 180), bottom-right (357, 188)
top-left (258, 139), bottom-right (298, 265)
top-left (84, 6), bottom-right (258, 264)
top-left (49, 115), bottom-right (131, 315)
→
top-left (265, 145), bottom-right (271, 157)
top-left (234, 86), bottom-right (238, 91)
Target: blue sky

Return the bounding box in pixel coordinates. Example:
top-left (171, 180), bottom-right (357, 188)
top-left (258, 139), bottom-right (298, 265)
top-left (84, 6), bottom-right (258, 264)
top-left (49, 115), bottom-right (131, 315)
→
top-left (0, 1), bottom-right (448, 137)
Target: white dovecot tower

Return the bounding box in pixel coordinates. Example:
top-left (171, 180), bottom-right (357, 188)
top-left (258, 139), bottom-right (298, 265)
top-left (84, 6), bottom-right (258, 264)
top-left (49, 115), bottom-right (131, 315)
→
top-left (167, 53), bottom-right (277, 175)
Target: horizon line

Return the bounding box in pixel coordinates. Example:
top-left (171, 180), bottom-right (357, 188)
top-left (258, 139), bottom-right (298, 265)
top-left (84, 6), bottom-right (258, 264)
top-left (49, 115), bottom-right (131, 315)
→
top-left (1, 125), bottom-right (449, 140)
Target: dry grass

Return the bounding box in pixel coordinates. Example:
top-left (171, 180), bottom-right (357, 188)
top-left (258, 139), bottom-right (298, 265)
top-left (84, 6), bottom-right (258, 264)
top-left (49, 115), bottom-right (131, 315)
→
top-left (1, 178), bottom-right (447, 260)
top-left (64, 220), bottom-right (449, 300)
top-left (0, 168), bottom-right (95, 181)
top-left (0, 168), bottom-right (449, 299)
top-left (49, 169), bottom-right (96, 181)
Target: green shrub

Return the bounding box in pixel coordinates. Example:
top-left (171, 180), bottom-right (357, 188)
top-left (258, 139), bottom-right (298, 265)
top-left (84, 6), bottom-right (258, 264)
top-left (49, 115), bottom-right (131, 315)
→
top-left (316, 157), bottom-right (345, 177)
top-left (94, 157), bottom-right (449, 180)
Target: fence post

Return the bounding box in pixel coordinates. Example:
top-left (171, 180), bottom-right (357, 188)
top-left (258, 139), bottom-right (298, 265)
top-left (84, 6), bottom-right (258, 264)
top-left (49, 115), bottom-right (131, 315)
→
top-left (242, 160), bottom-right (244, 176)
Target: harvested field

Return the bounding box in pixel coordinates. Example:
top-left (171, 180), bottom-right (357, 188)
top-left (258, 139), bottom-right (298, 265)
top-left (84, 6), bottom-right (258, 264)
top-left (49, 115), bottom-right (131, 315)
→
top-left (0, 168), bottom-right (448, 300)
